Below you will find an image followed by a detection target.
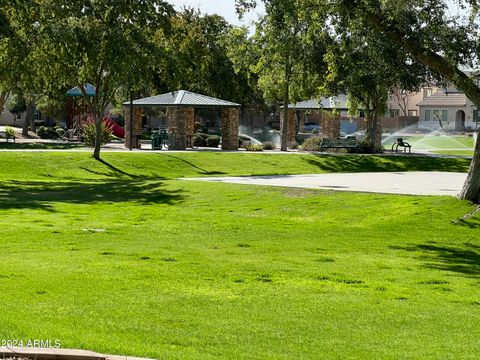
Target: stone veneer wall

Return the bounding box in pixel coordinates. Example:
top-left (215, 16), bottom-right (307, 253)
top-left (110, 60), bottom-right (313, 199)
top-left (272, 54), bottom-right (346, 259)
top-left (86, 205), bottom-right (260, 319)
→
top-left (280, 110), bottom-right (298, 144)
top-left (124, 107), bottom-right (143, 149)
top-left (167, 107), bottom-right (194, 150)
top-left (185, 108), bottom-right (195, 136)
top-left (221, 108), bottom-right (240, 150)
top-left (320, 112), bottom-right (341, 138)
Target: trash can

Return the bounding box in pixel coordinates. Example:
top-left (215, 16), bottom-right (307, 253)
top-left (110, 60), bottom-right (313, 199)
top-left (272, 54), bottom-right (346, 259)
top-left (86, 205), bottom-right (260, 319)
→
top-left (152, 131), bottom-right (162, 150)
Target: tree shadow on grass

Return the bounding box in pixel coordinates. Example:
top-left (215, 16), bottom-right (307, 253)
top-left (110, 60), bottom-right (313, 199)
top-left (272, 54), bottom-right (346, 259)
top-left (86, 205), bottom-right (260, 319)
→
top-left (390, 243), bottom-right (480, 276)
top-left (302, 154), bottom-right (470, 173)
top-left (161, 154), bottom-right (226, 176)
top-left (0, 179), bottom-right (184, 212)
top-left (75, 158), bottom-right (165, 181)
top-left (454, 217), bottom-right (480, 229)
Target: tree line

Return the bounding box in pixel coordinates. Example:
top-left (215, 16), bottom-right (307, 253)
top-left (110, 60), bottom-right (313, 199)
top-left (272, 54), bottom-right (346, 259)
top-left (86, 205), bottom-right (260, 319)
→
top-left (2, 0), bottom-right (480, 202)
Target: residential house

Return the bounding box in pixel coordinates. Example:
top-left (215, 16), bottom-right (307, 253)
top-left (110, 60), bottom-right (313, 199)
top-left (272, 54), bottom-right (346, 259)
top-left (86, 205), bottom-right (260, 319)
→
top-left (417, 87), bottom-right (479, 131)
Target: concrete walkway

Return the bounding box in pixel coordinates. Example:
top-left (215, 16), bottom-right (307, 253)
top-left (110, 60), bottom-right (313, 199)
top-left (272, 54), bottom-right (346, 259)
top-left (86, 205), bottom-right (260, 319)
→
top-left (184, 171), bottom-right (468, 196)
top-left (0, 347), bottom-right (154, 360)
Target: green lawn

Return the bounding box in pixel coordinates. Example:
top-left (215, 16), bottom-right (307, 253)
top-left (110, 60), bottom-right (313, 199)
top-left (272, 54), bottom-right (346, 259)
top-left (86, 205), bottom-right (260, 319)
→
top-left (0, 152), bottom-right (479, 359)
top-left (383, 134), bottom-right (475, 151)
top-left (432, 149), bottom-right (475, 157)
top-left (0, 142), bottom-right (87, 150)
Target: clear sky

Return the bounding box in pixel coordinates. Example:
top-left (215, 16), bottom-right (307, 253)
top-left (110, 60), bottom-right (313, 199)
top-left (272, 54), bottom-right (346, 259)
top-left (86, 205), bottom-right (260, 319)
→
top-left (169, 0), bottom-right (264, 27)
top-left (170, 1), bottom-right (465, 26)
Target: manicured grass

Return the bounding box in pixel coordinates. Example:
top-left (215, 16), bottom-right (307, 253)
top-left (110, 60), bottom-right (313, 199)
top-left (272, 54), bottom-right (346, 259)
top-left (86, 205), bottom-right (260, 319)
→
top-left (0, 151), bottom-right (471, 181)
top-left (0, 152), bottom-right (478, 359)
top-left (433, 149), bottom-right (474, 157)
top-left (384, 134), bottom-right (475, 150)
top-left (0, 142), bottom-right (87, 150)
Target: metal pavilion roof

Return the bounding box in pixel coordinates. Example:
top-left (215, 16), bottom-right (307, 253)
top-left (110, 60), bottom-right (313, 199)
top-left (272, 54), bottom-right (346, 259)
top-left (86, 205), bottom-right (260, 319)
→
top-left (124, 90), bottom-right (241, 108)
top-left (66, 83), bottom-right (96, 97)
top-left (288, 95), bottom-right (349, 110)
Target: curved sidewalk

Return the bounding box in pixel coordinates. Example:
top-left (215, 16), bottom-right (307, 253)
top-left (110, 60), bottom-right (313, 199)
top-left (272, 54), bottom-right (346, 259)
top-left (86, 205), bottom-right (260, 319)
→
top-left (184, 171), bottom-right (468, 196)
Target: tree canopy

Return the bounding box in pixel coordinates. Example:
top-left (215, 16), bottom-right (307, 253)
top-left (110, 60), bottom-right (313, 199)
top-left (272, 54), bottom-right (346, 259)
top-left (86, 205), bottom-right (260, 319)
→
top-left (330, 0), bottom-right (480, 201)
top-left (28, 0), bottom-right (175, 158)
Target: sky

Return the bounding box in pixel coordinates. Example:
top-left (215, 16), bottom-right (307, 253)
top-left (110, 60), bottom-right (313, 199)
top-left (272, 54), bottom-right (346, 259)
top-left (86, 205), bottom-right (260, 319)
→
top-left (170, 0), bottom-right (265, 27)
top-left (170, 1), bottom-right (466, 26)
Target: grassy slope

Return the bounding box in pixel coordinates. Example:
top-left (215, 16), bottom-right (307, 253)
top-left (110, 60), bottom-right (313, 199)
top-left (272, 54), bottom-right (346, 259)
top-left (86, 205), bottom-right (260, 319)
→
top-left (0, 152), bottom-right (471, 180)
top-left (0, 152), bottom-right (478, 359)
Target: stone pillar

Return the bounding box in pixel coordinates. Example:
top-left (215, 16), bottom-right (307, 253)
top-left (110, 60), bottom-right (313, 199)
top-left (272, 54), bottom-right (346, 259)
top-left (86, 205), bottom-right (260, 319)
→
top-left (221, 108), bottom-right (240, 150)
top-left (167, 107), bottom-right (193, 150)
top-left (280, 110), bottom-right (297, 144)
top-left (320, 112), bottom-right (341, 138)
top-left (299, 112), bottom-right (305, 133)
top-left (185, 108), bottom-right (195, 136)
top-left (124, 106), bottom-right (143, 149)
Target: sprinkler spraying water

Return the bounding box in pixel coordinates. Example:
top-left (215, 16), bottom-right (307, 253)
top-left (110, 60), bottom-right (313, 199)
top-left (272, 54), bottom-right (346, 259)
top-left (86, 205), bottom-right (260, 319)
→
top-left (239, 125), bottom-right (281, 148)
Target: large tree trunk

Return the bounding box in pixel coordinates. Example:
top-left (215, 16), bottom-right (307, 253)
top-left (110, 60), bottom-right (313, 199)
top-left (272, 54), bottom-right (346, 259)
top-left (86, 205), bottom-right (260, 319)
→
top-left (459, 133), bottom-right (480, 202)
top-left (22, 98), bottom-right (33, 136)
top-left (93, 115), bottom-right (102, 160)
top-left (365, 109), bottom-right (382, 153)
top-left (0, 92), bottom-right (8, 115)
top-left (280, 59), bottom-right (291, 152)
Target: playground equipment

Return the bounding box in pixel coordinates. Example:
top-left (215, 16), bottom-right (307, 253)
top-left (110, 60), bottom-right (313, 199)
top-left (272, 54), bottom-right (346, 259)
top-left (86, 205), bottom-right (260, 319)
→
top-left (104, 118), bottom-right (125, 138)
top-left (66, 84), bottom-right (126, 141)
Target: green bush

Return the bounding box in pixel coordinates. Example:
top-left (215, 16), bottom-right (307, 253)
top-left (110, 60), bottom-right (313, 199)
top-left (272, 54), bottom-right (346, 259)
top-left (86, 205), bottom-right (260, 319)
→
top-left (82, 121), bottom-right (113, 147)
top-left (262, 141), bottom-right (276, 150)
top-left (288, 141), bottom-right (299, 150)
top-left (349, 140), bottom-right (384, 154)
top-left (193, 135), bottom-right (207, 147)
top-left (245, 143), bottom-right (263, 151)
top-left (4, 126), bottom-right (15, 138)
top-left (141, 128), bottom-right (153, 141)
top-left (300, 136), bottom-right (323, 151)
top-left (37, 126), bottom-right (62, 139)
top-left (239, 135), bottom-right (251, 148)
top-left (206, 135), bottom-right (221, 148)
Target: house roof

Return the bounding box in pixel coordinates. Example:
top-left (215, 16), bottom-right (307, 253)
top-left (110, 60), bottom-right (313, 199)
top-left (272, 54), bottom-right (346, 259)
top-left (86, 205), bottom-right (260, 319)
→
top-left (417, 90), bottom-right (468, 107)
top-left (289, 95), bottom-right (348, 110)
top-left (124, 90), bottom-right (240, 108)
top-left (66, 84), bottom-right (96, 97)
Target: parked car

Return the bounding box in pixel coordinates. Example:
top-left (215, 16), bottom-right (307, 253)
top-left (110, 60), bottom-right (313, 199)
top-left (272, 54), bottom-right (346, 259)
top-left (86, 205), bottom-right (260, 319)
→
top-left (304, 122), bottom-right (321, 132)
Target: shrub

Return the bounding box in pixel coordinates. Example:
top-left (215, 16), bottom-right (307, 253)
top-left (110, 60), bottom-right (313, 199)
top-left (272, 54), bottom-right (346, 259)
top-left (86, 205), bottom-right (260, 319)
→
top-left (37, 126), bottom-right (62, 139)
top-left (206, 135), bottom-right (220, 148)
top-left (82, 120), bottom-right (113, 147)
top-left (245, 143), bottom-right (263, 151)
top-left (262, 141), bottom-right (276, 150)
top-left (300, 136), bottom-right (323, 151)
top-left (350, 140), bottom-right (384, 154)
top-left (288, 141), bottom-right (299, 149)
top-left (141, 128), bottom-right (153, 140)
top-left (4, 126), bottom-right (15, 138)
top-left (193, 135), bottom-right (207, 147)
top-left (239, 135), bottom-right (251, 148)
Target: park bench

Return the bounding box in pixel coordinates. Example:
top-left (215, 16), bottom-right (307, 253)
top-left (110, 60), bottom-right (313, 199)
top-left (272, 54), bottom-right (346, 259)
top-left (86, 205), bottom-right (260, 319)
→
top-left (391, 137), bottom-right (412, 154)
top-left (320, 136), bottom-right (358, 151)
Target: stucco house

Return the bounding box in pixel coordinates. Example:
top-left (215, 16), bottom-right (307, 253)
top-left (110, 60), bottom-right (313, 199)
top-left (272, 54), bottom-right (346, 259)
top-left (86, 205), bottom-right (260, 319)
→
top-left (417, 88), bottom-right (479, 131)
